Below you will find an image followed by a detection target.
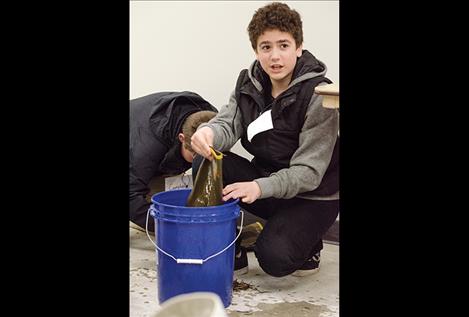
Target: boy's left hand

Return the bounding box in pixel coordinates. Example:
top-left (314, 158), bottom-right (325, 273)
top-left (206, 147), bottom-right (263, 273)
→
top-left (222, 181), bottom-right (261, 204)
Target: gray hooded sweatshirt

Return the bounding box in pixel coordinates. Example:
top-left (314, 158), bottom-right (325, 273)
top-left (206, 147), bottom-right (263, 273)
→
top-left (200, 51), bottom-right (339, 201)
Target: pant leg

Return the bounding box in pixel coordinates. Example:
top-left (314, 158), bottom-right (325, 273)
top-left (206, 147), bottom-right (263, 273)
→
top-left (129, 136), bottom-right (168, 232)
top-left (254, 198), bottom-right (339, 277)
top-left (193, 151), bottom-right (339, 276)
top-left (215, 153), bottom-right (339, 276)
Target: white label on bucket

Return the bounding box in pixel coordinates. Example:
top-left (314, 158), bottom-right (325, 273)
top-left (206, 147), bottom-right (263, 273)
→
top-left (165, 173), bottom-right (193, 190)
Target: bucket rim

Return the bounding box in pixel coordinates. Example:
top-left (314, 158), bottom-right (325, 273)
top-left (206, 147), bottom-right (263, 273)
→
top-left (151, 188), bottom-right (239, 209)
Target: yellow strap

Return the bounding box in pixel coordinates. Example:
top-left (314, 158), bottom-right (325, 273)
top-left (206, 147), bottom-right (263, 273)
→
top-left (209, 147), bottom-right (224, 160)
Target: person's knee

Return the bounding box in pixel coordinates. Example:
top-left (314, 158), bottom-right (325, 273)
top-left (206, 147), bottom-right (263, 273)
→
top-left (254, 236), bottom-right (300, 277)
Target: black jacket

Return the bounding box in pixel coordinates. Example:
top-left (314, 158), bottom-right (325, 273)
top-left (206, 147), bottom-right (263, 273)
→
top-left (235, 53), bottom-right (339, 196)
top-left (130, 91), bottom-right (217, 176)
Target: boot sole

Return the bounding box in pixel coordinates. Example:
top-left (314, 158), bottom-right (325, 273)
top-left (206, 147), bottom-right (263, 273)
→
top-left (291, 267), bottom-right (320, 277)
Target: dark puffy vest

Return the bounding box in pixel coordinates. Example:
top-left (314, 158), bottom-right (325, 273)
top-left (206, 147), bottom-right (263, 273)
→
top-left (235, 69), bottom-right (339, 196)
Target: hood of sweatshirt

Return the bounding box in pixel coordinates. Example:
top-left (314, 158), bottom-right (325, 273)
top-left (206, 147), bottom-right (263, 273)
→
top-left (147, 91), bottom-right (217, 147)
top-left (247, 50), bottom-right (328, 94)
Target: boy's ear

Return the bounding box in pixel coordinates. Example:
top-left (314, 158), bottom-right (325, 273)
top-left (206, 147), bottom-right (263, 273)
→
top-left (178, 133), bottom-right (185, 143)
top-left (296, 44), bottom-right (303, 57)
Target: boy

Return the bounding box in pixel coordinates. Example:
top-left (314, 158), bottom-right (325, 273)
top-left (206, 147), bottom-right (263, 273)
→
top-left (130, 91), bottom-right (217, 232)
top-left (191, 2), bottom-right (339, 277)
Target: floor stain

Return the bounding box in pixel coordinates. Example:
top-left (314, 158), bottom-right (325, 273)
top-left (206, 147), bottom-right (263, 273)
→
top-left (227, 301), bottom-right (333, 317)
top-left (233, 280), bottom-right (258, 292)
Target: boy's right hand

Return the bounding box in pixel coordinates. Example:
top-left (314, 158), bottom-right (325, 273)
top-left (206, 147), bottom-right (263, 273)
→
top-left (191, 126), bottom-right (215, 160)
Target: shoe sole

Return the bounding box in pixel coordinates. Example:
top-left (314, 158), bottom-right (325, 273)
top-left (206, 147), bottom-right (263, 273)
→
top-left (291, 267), bottom-right (320, 277)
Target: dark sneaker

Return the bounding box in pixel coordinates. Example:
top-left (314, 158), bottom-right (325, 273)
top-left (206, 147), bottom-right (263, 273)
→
top-left (291, 252), bottom-right (320, 277)
top-left (234, 247), bottom-right (249, 276)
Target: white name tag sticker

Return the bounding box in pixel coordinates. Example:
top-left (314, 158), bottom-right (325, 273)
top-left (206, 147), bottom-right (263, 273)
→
top-left (247, 110), bottom-right (273, 142)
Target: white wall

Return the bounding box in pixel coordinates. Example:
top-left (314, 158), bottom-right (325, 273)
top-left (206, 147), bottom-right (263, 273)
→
top-left (130, 0), bottom-right (339, 158)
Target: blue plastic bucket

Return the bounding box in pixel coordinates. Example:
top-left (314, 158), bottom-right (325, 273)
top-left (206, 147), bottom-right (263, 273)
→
top-left (149, 188), bottom-right (241, 308)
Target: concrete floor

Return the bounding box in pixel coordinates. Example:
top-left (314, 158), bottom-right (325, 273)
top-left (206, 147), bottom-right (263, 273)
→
top-left (130, 227), bottom-right (339, 317)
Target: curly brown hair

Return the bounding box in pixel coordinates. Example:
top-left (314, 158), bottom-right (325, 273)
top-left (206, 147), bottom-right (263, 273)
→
top-left (247, 2), bottom-right (303, 51)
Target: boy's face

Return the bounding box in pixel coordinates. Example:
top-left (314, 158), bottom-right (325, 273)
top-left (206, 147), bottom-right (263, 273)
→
top-left (255, 29), bottom-right (302, 87)
top-left (178, 133), bottom-right (195, 163)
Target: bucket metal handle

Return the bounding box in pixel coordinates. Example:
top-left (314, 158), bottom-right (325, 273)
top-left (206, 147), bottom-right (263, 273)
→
top-left (145, 208), bottom-right (244, 265)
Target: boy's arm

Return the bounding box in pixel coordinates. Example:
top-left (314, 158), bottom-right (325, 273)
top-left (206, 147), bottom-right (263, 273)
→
top-left (198, 90), bottom-right (244, 151)
top-left (255, 93), bottom-right (339, 199)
